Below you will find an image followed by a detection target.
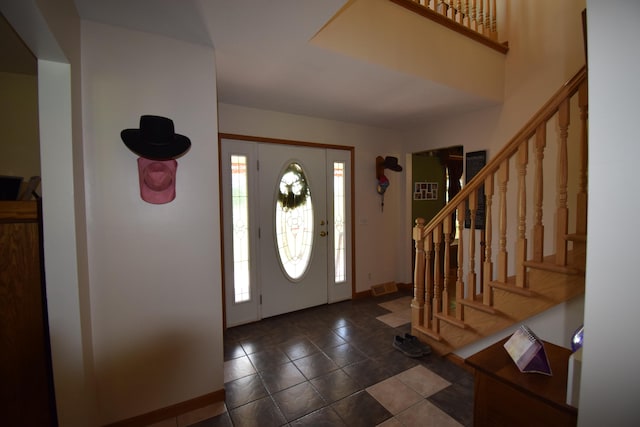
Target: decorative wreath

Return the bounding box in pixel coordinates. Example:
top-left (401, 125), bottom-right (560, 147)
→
top-left (278, 163), bottom-right (310, 210)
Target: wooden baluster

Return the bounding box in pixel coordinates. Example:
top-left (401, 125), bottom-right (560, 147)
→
top-left (484, 0), bottom-right (491, 38)
top-left (470, 0), bottom-right (478, 32)
top-left (412, 218), bottom-right (426, 329)
top-left (443, 216), bottom-right (452, 316)
top-left (455, 0), bottom-right (463, 24)
top-left (556, 99), bottom-right (570, 266)
top-left (424, 231), bottom-right (434, 330)
top-left (479, 229), bottom-right (485, 293)
top-left (533, 124), bottom-right (546, 262)
top-left (432, 224), bottom-right (443, 333)
top-left (478, 0), bottom-right (485, 34)
top-left (483, 174), bottom-right (494, 305)
top-left (516, 142), bottom-right (528, 288)
top-left (456, 202), bottom-right (465, 320)
top-left (491, 0), bottom-right (498, 39)
top-left (462, 0), bottom-right (470, 27)
top-left (497, 161), bottom-right (509, 282)
top-left (576, 80), bottom-right (588, 235)
top-left (467, 190), bottom-right (477, 300)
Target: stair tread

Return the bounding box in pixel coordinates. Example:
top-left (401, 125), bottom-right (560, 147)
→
top-left (458, 297), bottom-right (498, 314)
top-left (413, 325), bottom-right (443, 342)
top-left (488, 280), bottom-right (537, 296)
top-left (565, 232), bottom-right (587, 242)
top-left (434, 312), bottom-right (467, 329)
top-left (523, 260), bottom-right (583, 275)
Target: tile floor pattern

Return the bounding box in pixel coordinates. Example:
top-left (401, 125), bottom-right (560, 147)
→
top-left (160, 291), bottom-right (473, 426)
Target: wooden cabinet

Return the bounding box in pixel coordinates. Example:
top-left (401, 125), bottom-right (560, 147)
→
top-left (466, 337), bottom-right (578, 427)
top-left (1, 201), bottom-right (57, 426)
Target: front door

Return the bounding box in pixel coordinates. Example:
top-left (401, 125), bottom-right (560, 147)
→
top-left (221, 137), bottom-right (352, 327)
top-left (258, 143), bottom-right (328, 317)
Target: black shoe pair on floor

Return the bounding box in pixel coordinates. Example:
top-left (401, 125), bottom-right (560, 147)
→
top-left (393, 333), bottom-right (432, 358)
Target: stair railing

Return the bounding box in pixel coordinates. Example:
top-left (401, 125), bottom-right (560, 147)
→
top-left (390, 0), bottom-right (507, 54)
top-left (412, 66), bottom-right (588, 342)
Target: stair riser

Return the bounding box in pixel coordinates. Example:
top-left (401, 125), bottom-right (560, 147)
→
top-left (413, 268), bottom-right (584, 354)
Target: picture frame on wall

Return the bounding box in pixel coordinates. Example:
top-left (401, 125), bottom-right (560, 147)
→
top-left (414, 181), bottom-right (438, 200)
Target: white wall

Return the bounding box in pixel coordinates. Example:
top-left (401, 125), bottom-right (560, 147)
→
top-left (81, 21), bottom-right (222, 424)
top-left (218, 103), bottom-right (407, 293)
top-left (579, 2), bottom-right (640, 425)
top-left (0, 0), bottom-right (97, 425)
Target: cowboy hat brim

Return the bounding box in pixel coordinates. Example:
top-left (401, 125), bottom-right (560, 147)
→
top-left (122, 129), bottom-right (191, 160)
top-left (383, 156), bottom-right (403, 172)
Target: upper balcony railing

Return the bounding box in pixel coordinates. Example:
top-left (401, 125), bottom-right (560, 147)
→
top-left (390, 0), bottom-right (508, 54)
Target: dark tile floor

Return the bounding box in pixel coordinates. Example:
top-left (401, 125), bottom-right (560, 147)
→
top-left (199, 290), bottom-right (473, 426)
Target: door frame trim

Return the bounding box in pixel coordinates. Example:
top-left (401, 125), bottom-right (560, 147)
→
top-left (218, 133), bottom-right (356, 329)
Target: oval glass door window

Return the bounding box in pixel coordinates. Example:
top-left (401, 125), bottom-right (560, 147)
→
top-left (275, 162), bottom-right (314, 281)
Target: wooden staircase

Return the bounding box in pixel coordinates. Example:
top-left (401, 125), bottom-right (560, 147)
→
top-left (411, 66), bottom-right (588, 355)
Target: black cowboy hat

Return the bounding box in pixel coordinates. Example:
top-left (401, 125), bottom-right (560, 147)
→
top-left (121, 115), bottom-right (191, 160)
top-left (383, 156), bottom-right (403, 172)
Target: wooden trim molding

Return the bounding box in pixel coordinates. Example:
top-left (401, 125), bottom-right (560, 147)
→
top-left (105, 389), bottom-right (225, 427)
top-left (354, 282), bottom-right (413, 299)
top-left (396, 282), bottom-right (414, 292)
top-left (0, 200), bottom-right (38, 222)
top-left (389, 0), bottom-right (509, 54)
top-left (354, 288), bottom-right (373, 299)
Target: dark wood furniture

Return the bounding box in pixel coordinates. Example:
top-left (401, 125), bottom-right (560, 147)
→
top-left (1, 200), bottom-right (57, 425)
top-left (466, 336), bottom-right (578, 427)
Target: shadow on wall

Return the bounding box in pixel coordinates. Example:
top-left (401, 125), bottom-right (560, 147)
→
top-left (85, 329), bottom-right (204, 424)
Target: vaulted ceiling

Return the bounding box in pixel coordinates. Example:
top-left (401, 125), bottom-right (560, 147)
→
top-left (3, 0), bottom-right (501, 130)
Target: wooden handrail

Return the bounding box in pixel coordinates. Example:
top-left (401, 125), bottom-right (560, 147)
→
top-left (412, 66), bottom-right (588, 353)
top-left (419, 66), bottom-right (587, 238)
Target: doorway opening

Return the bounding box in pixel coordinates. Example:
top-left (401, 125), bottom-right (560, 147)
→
top-left (410, 146), bottom-right (463, 284)
top-left (411, 146), bottom-right (463, 227)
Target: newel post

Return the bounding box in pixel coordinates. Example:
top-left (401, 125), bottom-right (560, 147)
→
top-left (412, 218), bottom-right (426, 329)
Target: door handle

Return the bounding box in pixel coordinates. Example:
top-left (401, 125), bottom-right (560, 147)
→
top-left (319, 231), bottom-right (328, 237)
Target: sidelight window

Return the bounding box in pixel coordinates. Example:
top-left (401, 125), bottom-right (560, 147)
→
top-left (231, 155), bottom-right (251, 303)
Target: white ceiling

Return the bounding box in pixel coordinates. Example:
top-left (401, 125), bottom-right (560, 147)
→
top-left (8, 0), bottom-right (497, 130)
